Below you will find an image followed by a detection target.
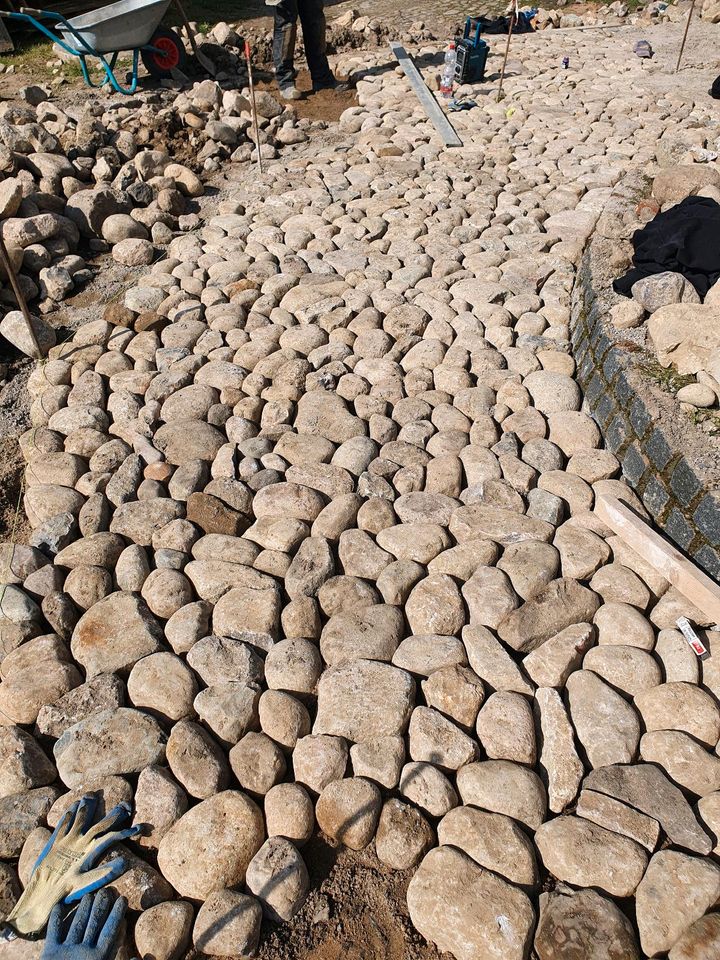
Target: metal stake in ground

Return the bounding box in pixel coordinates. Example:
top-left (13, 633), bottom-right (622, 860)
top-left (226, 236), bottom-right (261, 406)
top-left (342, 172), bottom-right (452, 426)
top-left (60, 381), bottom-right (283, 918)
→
top-left (675, 0), bottom-right (697, 73)
top-left (245, 40), bottom-right (264, 175)
top-left (496, 11), bottom-right (516, 102)
top-left (0, 234), bottom-right (42, 358)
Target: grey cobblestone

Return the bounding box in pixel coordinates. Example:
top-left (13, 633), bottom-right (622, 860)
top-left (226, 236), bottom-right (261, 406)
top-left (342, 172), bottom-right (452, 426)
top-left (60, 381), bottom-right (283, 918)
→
top-left (694, 545), bottom-right (720, 581)
top-left (629, 398), bottom-right (652, 440)
top-left (642, 476), bottom-right (670, 518)
top-left (595, 331), bottom-right (612, 363)
top-left (669, 459), bottom-right (702, 508)
top-left (602, 350), bottom-right (623, 385)
top-left (646, 429), bottom-right (672, 472)
top-left (664, 508), bottom-right (696, 552)
top-left (615, 371), bottom-right (634, 407)
top-left (594, 393), bottom-right (616, 429)
top-left (606, 413), bottom-right (630, 454)
top-left (693, 492), bottom-right (720, 546)
top-left (585, 373), bottom-right (605, 405)
top-left (621, 444), bottom-right (647, 487)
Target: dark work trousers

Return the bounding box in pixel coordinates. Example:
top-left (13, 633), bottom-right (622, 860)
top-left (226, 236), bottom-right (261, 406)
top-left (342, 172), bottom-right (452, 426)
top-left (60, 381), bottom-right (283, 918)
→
top-left (272, 0), bottom-right (335, 90)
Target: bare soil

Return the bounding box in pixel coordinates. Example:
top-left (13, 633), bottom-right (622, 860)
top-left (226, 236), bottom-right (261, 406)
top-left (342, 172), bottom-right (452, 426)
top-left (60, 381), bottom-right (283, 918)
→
top-left (0, 358), bottom-right (31, 544)
top-left (256, 839), bottom-right (444, 960)
top-left (0, 436), bottom-right (28, 544)
top-left (256, 69), bottom-right (358, 124)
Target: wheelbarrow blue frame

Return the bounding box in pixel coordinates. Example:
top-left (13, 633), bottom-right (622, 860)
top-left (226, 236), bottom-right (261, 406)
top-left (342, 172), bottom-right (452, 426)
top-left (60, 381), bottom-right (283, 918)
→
top-left (0, 6), bottom-right (167, 95)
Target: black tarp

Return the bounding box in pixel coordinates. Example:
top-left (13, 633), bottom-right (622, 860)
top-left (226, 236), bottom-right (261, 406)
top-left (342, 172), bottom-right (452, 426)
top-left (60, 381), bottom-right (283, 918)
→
top-left (471, 13), bottom-right (535, 34)
top-left (613, 196), bottom-right (720, 300)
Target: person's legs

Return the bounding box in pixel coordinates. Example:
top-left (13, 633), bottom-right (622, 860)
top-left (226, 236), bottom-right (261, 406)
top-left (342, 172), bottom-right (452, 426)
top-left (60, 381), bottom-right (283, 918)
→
top-left (297, 0), bottom-right (335, 89)
top-left (273, 0), bottom-right (300, 91)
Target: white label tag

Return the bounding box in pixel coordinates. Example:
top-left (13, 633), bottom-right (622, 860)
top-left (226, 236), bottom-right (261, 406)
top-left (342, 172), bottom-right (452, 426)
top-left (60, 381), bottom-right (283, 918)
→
top-left (677, 617), bottom-right (710, 659)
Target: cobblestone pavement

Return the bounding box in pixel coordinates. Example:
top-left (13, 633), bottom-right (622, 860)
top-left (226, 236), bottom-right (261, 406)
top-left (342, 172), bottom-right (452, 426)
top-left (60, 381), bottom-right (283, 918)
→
top-left (3, 11), bottom-right (720, 960)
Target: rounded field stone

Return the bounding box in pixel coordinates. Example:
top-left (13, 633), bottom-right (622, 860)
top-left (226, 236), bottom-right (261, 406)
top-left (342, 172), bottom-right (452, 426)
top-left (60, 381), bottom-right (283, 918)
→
top-left (157, 791), bottom-right (265, 899)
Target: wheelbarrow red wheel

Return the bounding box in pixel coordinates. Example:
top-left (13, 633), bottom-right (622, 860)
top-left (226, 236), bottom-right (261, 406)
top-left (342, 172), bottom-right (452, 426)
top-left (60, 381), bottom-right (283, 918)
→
top-left (142, 27), bottom-right (186, 79)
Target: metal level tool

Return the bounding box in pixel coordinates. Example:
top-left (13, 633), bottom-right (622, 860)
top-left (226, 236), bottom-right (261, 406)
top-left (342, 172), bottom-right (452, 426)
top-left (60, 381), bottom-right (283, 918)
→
top-left (388, 42), bottom-right (462, 148)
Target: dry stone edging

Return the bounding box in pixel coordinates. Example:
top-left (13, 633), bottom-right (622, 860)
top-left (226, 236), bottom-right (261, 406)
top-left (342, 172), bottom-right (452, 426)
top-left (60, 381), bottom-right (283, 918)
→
top-left (571, 174), bottom-right (720, 581)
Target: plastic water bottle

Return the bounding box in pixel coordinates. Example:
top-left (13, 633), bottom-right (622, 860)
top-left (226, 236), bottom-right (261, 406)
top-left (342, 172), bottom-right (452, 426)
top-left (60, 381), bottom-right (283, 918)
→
top-left (440, 42), bottom-right (456, 98)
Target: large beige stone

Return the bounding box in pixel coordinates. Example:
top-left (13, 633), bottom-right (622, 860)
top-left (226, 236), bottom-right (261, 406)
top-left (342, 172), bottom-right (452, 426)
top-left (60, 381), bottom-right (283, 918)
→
top-left (53, 708), bottom-right (165, 788)
top-left (245, 837), bottom-right (309, 921)
top-left (70, 592), bottom-right (164, 677)
top-left (534, 886), bottom-right (640, 960)
top-left (535, 815), bottom-right (648, 897)
top-left (456, 760), bottom-right (547, 830)
top-left (636, 850), bottom-right (720, 956)
top-left (407, 846), bottom-right (535, 960)
top-left (437, 806), bottom-right (538, 887)
top-left (314, 660), bottom-right (414, 741)
top-left (535, 687), bottom-right (584, 813)
top-left (584, 763), bottom-right (712, 855)
top-left (648, 303), bottom-right (720, 375)
top-left (193, 890), bottom-right (261, 957)
top-left (476, 691), bottom-right (536, 765)
top-left (566, 670), bottom-right (640, 768)
top-left (669, 913), bottom-right (720, 960)
top-left (653, 165), bottom-right (720, 204)
top-left (409, 707), bottom-right (479, 770)
top-left (498, 579), bottom-right (601, 653)
top-left (635, 681), bottom-right (720, 748)
top-left (375, 798), bottom-right (434, 870)
top-left (157, 791), bottom-right (264, 899)
top-left (319, 605), bottom-right (404, 665)
top-left (135, 901), bottom-right (193, 960)
top-left (315, 777), bottom-right (381, 850)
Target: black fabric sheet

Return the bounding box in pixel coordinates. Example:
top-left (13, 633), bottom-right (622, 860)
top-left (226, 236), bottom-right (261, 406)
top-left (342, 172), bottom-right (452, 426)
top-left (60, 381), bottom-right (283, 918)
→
top-left (613, 196), bottom-right (720, 300)
top-left (473, 14), bottom-right (535, 34)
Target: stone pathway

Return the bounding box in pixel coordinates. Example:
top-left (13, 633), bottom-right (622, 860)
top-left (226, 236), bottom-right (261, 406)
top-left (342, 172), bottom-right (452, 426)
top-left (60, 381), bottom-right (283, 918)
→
top-left (3, 17), bottom-right (720, 960)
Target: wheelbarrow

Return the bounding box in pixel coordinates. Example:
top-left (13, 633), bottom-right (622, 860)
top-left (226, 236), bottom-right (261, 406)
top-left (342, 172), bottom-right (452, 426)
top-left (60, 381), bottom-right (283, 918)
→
top-left (0, 0), bottom-right (186, 95)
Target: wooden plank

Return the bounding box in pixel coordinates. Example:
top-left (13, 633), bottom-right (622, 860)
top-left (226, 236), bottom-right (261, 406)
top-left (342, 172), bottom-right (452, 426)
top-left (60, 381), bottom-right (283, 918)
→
top-left (595, 494), bottom-right (720, 624)
top-left (388, 42), bottom-right (462, 149)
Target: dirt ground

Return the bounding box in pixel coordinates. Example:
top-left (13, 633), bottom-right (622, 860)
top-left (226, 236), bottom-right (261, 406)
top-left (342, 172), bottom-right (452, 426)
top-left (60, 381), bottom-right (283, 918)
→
top-left (256, 69), bottom-right (358, 124)
top-left (0, 358), bottom-right (30, 544)
top-left (256, 840), bottom-right (444, 960)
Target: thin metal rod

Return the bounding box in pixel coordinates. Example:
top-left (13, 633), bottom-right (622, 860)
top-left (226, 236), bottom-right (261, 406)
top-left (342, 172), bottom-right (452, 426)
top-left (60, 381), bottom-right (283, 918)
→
top-left (0, 233), bottom-right (42, 357)
top-left (245, 40), bottom-right (264, 175)
top-left (675, 0), bottom-right (696, 73)
top-left (497, 14), bottom-right (515, 102)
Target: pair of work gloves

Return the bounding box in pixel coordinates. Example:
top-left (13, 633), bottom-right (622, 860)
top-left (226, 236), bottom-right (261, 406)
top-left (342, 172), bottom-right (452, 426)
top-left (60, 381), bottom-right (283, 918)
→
top-left (2, 793), bottom-right (141, 957)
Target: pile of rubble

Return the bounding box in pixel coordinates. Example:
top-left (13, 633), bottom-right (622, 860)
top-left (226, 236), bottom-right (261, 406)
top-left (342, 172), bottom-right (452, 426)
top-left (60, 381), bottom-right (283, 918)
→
top-left (532, 0), bottom-right (717, 29)
top-left (0, 77), bottom-right (306, 321)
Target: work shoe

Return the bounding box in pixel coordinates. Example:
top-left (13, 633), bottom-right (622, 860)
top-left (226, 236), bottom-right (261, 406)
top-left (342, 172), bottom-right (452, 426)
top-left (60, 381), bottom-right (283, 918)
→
top-left (280, 85), bottom-right (302, 100)
top-left (312, 77), bottom-right (353, 94)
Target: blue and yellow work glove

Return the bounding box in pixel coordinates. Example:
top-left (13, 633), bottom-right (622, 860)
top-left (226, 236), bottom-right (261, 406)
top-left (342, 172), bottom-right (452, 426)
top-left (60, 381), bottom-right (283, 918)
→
top-left (41, 891), bottom-right (127, 960)
top-left (2, 794), bottom-right (140, 940)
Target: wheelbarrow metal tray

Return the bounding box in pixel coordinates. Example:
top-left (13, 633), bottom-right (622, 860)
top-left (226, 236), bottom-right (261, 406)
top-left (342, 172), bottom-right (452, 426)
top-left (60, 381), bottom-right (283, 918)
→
top-left (58, 0), bottom-right (172, 54)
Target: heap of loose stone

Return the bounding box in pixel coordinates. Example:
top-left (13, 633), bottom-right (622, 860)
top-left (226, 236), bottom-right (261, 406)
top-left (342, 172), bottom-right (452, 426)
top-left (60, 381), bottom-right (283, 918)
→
top-left (0, 80), bottom-right (301, 324)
